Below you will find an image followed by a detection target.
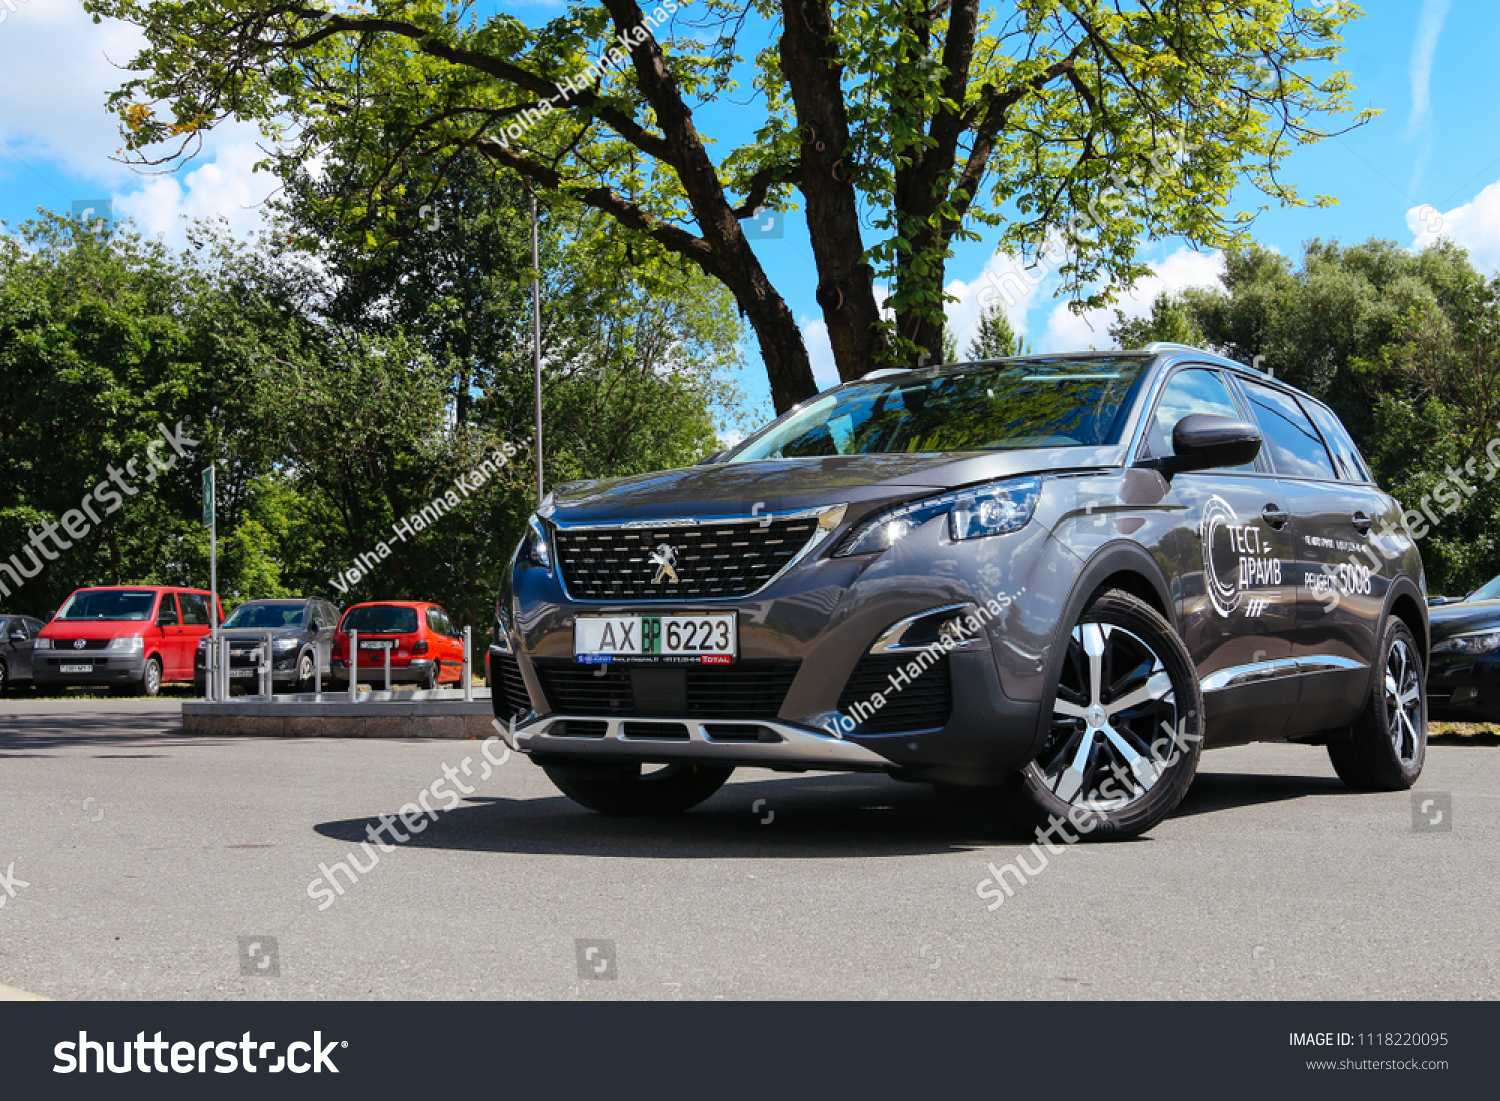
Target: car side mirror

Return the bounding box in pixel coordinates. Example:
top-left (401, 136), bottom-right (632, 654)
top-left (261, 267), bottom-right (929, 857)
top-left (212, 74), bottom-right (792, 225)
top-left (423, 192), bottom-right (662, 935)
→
top-left (8, 631), bottom-right (25, 642)
top-left (1157, 414), bottom-right (1262, 477)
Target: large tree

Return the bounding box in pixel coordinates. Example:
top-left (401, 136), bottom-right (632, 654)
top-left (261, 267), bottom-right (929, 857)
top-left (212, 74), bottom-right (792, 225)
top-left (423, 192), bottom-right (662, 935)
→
top-left (88, 0), bottom-right (1368, 410)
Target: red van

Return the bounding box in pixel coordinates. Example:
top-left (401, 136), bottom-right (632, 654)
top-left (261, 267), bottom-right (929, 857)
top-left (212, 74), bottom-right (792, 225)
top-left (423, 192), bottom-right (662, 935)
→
top-left (35, 586), bottom-right (222, 696)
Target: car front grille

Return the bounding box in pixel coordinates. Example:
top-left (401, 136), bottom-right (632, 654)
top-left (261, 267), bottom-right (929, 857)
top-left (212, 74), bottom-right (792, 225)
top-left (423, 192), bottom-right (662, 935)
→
top-left (838, 654), bottom-right (953, 735)
top-left (535, 661), bottom-right (799, 720)
top-left (48, 639), bottom-right (109, 651)
top-left (490, 651), bottom-right (532, 720)
top-left (552, 517), bottom-right (820, 601)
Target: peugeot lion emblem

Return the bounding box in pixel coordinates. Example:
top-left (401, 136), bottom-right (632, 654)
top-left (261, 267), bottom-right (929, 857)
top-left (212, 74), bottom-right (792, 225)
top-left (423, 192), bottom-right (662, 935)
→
top-left (649, 543), bottom-right (680, 585)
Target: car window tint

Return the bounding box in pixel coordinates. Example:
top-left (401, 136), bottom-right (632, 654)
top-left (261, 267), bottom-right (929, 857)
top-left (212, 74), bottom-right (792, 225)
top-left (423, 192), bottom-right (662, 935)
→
top-left (179, 593), bottom-right (212, 626)
top-left (1241, 379), bottom-right (1339, 481)
top-left (26, 618), bottom-right (44, 635)
top-left (1303, 400), bottom-right (1371, 483)
top-left (1146, 368), bottom-right (1256, 473)
top-left (156, 594), bottom-right (180, 625)
top-left (343, 606), bottom-right (418, 634)
top-left (3, 619), bottom-right (15, 637)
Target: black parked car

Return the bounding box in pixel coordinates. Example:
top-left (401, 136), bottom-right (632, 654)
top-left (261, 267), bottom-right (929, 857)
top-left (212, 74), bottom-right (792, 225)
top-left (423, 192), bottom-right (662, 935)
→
top-left (1428, 573), bottom-right (1500, 721)
top-left (0, 614), bottom-right (46, 691)
top-left (194, 597), bottom-right (341, 695)
top-left (491, 344), bottom-right (1429, 839)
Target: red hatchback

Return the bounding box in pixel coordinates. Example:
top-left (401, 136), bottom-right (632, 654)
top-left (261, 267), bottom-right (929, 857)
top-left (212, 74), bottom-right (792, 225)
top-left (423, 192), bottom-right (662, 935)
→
top-left (331, 601), bottom-right (468, 690)
top-left (35, 585), bottom-right (222, 696)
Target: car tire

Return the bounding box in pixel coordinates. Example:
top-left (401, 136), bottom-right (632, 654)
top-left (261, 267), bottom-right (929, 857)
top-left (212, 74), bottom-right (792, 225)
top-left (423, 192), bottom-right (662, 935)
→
top-left (421, 663), bottom-right (440, 691)
top-left (541, 761), bottom-right (734, 817)
top-left (997, 589), bottom-right (1205, 841)
top-left (280, 652), bottom-right (316, 695)
top-left (138, 656), bottom-right (163, 698)
top-left (1327, 618), bottom-right (1426, 791)
top-left (0, 658), bottom-right (8, 693)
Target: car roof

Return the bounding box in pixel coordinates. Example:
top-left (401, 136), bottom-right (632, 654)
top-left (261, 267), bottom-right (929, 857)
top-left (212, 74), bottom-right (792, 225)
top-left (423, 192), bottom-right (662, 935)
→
top-left (67, 584), bottom-right (209, 593)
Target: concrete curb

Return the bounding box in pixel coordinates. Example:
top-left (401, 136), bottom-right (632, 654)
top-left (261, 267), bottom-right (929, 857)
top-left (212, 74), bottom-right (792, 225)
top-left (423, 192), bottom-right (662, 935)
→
top-left (181, 696), bottom-right (500, 740)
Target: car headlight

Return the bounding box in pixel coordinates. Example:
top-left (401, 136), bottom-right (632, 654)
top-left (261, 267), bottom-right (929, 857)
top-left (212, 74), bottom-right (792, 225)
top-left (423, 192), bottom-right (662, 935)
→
top-left (272, 638), bottom-right (300, 653)
top-left (34, 638), bottom-right (51, 650)
top-left (1432, 629), bottom-right (1500, 655)
top-left (106, 636), bottom-right (144, 652)
top-left (523, 513), bottom-right (552, 569)
top-left (834, 477), bottom-right (1042, 557)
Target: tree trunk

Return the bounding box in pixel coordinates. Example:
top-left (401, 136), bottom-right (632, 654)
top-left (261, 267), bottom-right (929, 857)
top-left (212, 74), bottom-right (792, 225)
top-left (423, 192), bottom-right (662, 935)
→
top-left (779, 0), bottom-right (886, 383)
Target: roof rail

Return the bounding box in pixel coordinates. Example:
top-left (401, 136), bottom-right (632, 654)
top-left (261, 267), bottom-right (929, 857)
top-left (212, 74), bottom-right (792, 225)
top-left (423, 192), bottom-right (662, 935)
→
top-left (861, 367), bottom-right (914, 380)
top-left (1142, 342), bottom-right (1262, 373)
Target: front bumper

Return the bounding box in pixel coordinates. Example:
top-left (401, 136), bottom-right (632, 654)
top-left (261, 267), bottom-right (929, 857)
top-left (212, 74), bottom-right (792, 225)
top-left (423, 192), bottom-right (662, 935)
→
top-left (1427, 654), bottom-right (1500, 721)
top-left (330, 658), bottom-right (440, 685)
top-left (33, 653), bottom-right (147, 685)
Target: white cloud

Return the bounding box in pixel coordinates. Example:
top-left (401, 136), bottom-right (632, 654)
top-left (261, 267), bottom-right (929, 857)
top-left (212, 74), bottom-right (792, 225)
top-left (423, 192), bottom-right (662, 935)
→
top-left (1037, 247), bottom-right (1226, 352)
top-left (943, 250), bottom-right (1048, 357)
top-left (1406, 0), bottom-right (1450, 140)
top-left (1410, 181), bottom-right (1500, 274)
top-left (0, 0), bottom-right (277, 246)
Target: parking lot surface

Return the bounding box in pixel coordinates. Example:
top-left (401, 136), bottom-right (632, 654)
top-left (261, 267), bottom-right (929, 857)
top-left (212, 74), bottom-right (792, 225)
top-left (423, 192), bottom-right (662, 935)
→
top-left (0, 700), bottom-right (1494, 999)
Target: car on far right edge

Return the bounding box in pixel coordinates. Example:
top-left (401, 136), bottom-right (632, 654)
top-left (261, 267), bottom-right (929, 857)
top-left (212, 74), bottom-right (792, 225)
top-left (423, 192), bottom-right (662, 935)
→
top-left (1428, 572), bottom-right (1500, 722)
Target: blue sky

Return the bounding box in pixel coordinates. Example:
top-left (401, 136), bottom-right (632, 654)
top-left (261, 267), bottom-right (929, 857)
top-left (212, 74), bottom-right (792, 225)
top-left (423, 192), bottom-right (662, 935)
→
top-left (3, 0), bottom-right (1498, 420)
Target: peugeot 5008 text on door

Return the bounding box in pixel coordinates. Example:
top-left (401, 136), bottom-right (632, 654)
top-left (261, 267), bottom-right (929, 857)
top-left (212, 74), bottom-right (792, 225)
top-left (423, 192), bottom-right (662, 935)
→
top-left (490, 345), bottom-right (1428, 838)
top-left (35, 586), bottom-right (220, 696)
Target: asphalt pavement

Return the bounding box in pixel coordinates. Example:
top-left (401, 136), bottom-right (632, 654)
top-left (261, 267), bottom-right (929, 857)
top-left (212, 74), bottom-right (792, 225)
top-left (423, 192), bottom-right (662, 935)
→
top-left (0, 699), bottom-right (1494, 1000)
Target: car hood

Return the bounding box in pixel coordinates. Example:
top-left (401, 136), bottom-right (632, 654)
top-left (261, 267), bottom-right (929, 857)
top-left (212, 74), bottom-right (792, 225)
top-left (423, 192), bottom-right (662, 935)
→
top-left (1428, 599), bottom-right (1500, 638)
top-left (215, 627), bottom-right (305, 642)
top-left (39, 622), bottom-right (150, 640)
top-left (547, 447), bottom-right (1124, 523)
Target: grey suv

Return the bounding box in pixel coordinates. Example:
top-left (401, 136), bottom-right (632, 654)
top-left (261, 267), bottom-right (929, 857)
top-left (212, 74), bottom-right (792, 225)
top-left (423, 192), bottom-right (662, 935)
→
top-left (491, 344), bottom-right (1428, 838)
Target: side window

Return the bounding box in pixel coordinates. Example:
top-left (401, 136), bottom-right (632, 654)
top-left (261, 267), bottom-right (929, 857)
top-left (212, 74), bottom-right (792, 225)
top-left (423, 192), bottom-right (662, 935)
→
top-left (1241, 380), bottom-right (1339, 481)
top-left (3, 619), bottom-right (17, 638)
top-left (156, 594), bottom-right (180, 626)
top-left (179, 593), bottom-right (211, 626)
top-left (25, 618), bottom-right (44, 636)
top-left (1304, 401), bottom-right (1372, 483)
top-left (426, 608), bottom-right (443, 636)
top-left (1145, 368), bottom-right (1257, 473)
top-left (435, 609), bottom-right (457, 637)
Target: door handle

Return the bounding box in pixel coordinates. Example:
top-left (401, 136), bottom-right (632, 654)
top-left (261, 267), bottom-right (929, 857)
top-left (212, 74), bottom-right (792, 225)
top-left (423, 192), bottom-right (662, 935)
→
top-left (1351, 510), bottom-right (1372, 534)
top-left (1261, 504), bottom-right (1290, 529)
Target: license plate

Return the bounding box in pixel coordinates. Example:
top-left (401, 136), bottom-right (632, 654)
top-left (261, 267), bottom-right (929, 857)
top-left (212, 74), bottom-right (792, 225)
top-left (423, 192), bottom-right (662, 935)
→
top-left (359, 640), bottom-right (395, 650)
top-left (574, 614), bottom-right (736, 664)
top-left (60, 664), bottom-right (92, 674)
top-left (228, 668), bottom-right (256, 678)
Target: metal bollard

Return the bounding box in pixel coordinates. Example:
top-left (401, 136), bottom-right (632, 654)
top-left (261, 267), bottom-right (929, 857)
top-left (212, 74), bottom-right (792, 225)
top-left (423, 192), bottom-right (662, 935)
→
top-left (259, 630), bottom-right (273, 699)
top-left (383, 644), bottom-right (392, 693)
top-left (220, 634), bottom-right (231, 700)
top-left (463, 626), bottom-right (473, 702)
top-left (349, 629), bottom-right (359, 701)
top-left (313, 644), bottom-right (322, 702)
top-left (204, 633), bottom-right (215, 701)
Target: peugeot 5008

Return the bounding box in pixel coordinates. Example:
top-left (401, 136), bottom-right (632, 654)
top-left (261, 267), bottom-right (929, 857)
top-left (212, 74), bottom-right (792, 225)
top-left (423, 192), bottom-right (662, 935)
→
top-left (490, 344), bottom-right (1428, 839)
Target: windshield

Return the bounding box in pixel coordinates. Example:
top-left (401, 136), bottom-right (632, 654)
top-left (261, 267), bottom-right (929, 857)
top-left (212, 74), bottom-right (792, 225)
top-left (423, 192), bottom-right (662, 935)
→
top-left (223, 603), bottom-right (306, 629)
top-left (1467, 574), bottom-right (1500, 601)
top-left (341, 606), bottom-right (418, 634)
top-left (730, 358), bottom-right (1148, 462)
top-left (54, 590), bottom-right (157, 621)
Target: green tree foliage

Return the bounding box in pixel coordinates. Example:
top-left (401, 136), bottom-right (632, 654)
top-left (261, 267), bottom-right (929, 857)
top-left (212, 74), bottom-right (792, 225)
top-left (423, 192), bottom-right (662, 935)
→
top-left (965, 299), bottom-right (1026, 360)
top-left (86, 0), bottom-right (1370, 409)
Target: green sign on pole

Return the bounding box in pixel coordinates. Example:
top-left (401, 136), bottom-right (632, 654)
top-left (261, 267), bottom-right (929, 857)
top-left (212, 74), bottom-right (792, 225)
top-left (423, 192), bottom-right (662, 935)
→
top-left (202, 467), bottom-right (214, 528)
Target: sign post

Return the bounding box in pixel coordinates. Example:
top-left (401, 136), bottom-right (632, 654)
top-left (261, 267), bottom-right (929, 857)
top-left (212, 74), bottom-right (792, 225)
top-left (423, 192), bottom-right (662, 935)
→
top-left (202, 466), bottom-right (217, 700)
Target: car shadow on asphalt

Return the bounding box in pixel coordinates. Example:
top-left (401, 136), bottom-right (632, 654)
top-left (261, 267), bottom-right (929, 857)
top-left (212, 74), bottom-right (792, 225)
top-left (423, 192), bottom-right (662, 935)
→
top-left (311, 766), bottom-right (1354, 859)
top-left (0, 710), bottom-right (218, 755)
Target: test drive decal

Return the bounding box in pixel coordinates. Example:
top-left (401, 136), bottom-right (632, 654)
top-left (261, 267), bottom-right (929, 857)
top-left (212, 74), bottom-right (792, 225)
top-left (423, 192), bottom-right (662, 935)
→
top-left (1201, 495), bottom-right (1282, 618)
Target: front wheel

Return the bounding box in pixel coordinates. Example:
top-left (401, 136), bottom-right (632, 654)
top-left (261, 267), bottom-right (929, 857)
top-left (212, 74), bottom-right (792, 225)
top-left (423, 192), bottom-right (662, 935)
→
top-left (1327, 618), bottom-right (1426, 791)
top-left (137, 656), bottom-right (163, 698)
top-left (997, 589), bottom-right (1205, 841)
top-left (541, 761), bottom-right (733, 816)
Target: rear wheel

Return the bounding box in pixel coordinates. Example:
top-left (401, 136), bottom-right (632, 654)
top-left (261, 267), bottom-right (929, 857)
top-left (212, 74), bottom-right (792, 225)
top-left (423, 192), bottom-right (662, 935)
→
top-left (541, 761), bottom-right (733, 816)
top-left (420, 662), bottom-right (440, 691)
top-left (1327, 618), bottom-right (1426, 791)
top-left (0, 658), bottom-right (8, 693)
top-left (998, 589), bottom-right (1204, 841)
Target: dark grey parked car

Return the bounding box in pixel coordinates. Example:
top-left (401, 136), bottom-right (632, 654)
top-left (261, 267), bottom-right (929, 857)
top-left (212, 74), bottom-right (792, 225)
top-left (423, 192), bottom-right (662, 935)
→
top-left (491, 344), bottom-right (1429, 838)
top-left (194, 597), bottom-right (341, 695)
top-left (0, 615), bottom-right (45, 691)
top-left (1427, 573), bottom-right (1500, 721)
